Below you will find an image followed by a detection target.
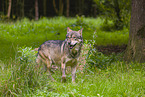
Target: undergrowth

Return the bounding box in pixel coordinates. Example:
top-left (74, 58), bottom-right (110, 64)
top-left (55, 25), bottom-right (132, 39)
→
top-left (84, 40), bottom-right (123, 70)
top-left (0, 41), bottom-right (144, 96)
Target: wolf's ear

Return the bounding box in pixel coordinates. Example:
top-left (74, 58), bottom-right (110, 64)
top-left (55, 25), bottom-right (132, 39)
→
top-left (67, 27), bottom-right (72, 33)
top-left (78, 28), bottom-right (83, 35)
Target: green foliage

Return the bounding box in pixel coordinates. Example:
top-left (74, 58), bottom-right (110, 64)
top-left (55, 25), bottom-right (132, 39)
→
top-left (70, 15), bottom-right (95, 33)
top-left (84, 40), bottom-right (121, 69)
top-left (0, 12), bottom-right (7, 21)
top-left (94, 28), bottom-right (129, 46)
top-left (100, 19), bottom-right (115, 31)
top-left (87, 49), bottom-right (116, 69)
top-left (73, 15), bottom-right (88, 27)
top-left (94, 0), bottom-right (131, 30)
top-left (18, 46), bottom-right (37, 63)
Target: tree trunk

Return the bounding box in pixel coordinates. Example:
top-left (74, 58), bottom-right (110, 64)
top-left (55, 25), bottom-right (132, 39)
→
top-left (59, 0), bottom-right (63, 16)
top-left (21, 0), bottom-right (24, 18)
top-left (2, 0), bottom-right (5, 14)
top-left (93, 4), bottom-right (97, 17)
top-left (35, 0), bottom-right (39, 20)
top-left (43, 0), bottom-right (47, 16)
top-left (53, 0), bottom-right (58, 14)
top-left (66, 0), bottom-right (69, 17)
top-left (124, 0), bottom-right (145, 62)
top-left (5, 0), bottom-right (8, 15)
top-left (53, 0), bottom-right (63, 16)
top-left (7, 0), bottom-right (12, 19)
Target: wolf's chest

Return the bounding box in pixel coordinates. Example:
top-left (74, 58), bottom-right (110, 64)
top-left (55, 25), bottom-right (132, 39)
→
top-left (52, 56), bottom-right (77, 67)
top-left (65, 58), bottom-right (77, 66)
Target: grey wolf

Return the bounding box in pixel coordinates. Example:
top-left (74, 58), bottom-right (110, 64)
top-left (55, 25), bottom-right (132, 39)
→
top-left (36, 27), bottom-right (83, 82)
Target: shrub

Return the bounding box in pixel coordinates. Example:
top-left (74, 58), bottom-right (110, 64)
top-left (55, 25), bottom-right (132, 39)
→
top-left (85, 40), bottom-right (120, 69)
top-left (18, 46), bottom-right (37, 63)
top-left (70, 15), bottom-right (95, 32)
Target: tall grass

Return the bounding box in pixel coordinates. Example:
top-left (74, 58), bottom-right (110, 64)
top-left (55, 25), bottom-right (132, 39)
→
top-left (35, 62), bottom-right (144, 97)
top-left (0, 42), bottom-right (144, 96)
top-left (0, 47), bottom-right (52, 96)
top-left (0, 56), bottom-right (144, 96)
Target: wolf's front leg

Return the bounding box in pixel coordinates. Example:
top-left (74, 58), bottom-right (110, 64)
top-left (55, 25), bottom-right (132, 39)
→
top-left (61, 61), bottom-right (66, 82)
top-left (71, 64), bottom-right (77, 83)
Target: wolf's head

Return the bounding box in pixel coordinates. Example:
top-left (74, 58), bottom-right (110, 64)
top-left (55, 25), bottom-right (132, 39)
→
top-left (66, 27), bottom-right (83, 50)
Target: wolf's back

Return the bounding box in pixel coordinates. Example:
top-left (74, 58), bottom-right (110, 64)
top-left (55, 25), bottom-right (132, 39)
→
top-left (37, 40), bottom-right (64, 64)
top-left (39, 40), bottom-right (64, 50)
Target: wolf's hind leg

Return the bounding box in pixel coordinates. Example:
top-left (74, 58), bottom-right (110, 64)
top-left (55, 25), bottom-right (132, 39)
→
top-left (36, 55), bottom-right (42, 68)
top-left (45, 58), bottom-right (55, 81)
top-left (38, 51), bottom-right (55, 81)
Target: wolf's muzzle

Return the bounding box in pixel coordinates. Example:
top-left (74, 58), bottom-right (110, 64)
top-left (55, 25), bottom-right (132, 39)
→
top-left (69, 43), bottom-right (77, 49)
top-left (67, 41), bottom-right (77, 49)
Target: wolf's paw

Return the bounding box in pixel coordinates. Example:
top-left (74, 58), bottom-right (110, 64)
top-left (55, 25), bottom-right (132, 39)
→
top-left (61, 75), bottom-right (66, 82)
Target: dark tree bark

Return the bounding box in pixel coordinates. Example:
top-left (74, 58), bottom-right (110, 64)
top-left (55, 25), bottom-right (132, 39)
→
top-left (5, 0), bottom-right (8, 15)
top-left (58, 0), bottom-right (63, 16)
top-left (53, 0), bottom-right (58, 14)
top-left (7, 0), bottom-right (12, 19)
top-left (2, 0), bottom-right (5, 14)
top-left (53, 0), bottom-right (63, 16)
top-left (124, 0), bottom-right (145, 62)
top-left (35, 0), bottom-right (39, 20)
top-left (77, 0), bottom-right (84, 15)
top-left (66, 0), bottom-right (69, 17)
top-left (16, 0), bottom-right (19, 18)
top-left (93, 4), bottom-right (97, 17)
top-left (43, 0), bottom-right (47, 16)
top-left (79, 0), bottom-right (81, 15)
top-left (21, 0), bottom-right (24, 18)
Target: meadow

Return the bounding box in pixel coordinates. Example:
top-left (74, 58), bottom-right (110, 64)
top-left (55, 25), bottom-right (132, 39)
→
top-left (0, 17), bottom-right (144, 96)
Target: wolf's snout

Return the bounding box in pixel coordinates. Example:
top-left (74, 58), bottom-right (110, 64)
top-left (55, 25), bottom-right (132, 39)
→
top-left (68, 42), bottom-right (71, 45)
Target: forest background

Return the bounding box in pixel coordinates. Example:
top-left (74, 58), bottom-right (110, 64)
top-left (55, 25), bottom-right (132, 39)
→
top-left (0, 0), bottom-right (144, 97)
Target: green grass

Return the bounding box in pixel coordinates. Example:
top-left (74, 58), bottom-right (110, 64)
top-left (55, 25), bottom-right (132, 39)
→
top-left (0, 45), bottom-right (144, 97)
top-left (36, 64), bottom-right (144, 97)
top-left (0, 16), bottom-right (129, 60)
top-left (0, 60), bottom-right (144, 96)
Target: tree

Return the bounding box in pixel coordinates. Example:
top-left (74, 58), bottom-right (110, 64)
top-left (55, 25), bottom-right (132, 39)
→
top-left (35, 0), bottom-right (39, 20)
top-left (43, 0), bottom-right (47, 16)
top-left (59, 0), bottom-right (63, 16)
top-left (53, 0), bottom-right (63, 16)
top-left (7, 0), bottom-right (12, 19)
top-left (93, 0), bottom-right (131, 30)
top-left (124, 0), bottom-right (145, 62)
top-left (21, 0), bottom-right (25, 18)
top-left (66, 0), bottom-right (69, 17)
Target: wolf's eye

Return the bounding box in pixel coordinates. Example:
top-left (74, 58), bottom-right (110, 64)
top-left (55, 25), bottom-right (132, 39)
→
top-left (73, 37), bottom-right (75, 39)
top-left (67, 36), bottom-right (71, 39)
top-left (79, 36), bottom-right (82, 39)
top-left (73, 37), bottom-right (77, 40)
